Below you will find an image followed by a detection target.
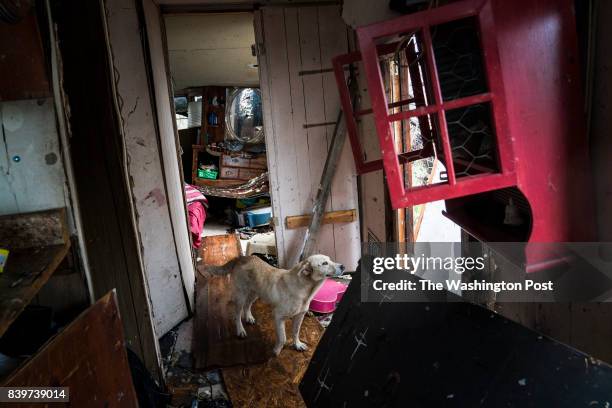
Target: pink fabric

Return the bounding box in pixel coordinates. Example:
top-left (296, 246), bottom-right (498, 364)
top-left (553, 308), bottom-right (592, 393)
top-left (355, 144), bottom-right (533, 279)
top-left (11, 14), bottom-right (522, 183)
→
top-left (185, 183), bottom-right (208, 207)
top-left (184, 183), bottom-right (208, 249)
top-left (188, 201), bottom-right (206, 249)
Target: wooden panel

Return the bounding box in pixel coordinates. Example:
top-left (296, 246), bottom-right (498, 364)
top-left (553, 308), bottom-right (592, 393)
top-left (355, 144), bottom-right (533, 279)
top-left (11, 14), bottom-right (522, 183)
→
top-left (195, 234), bottom-right (269, 368)
top-left (297, 7), bottom-right (336, 263)
top-left (142, 0), bottom-right (196, 311)
top-left (285, 209), bottom-right (356, 229)
top-left (194, 177), bottom-right (244, 188)
top-left (0, 12), bottom-right (51, 101)
top-left (104, 0), bottom-right (188, 337)
top-left (256, 6), bottom-right (360, 269)
top-left (52, 0), bottom-right (162, 380)
top-left (3, 292), bottom-right (138, 407)
top-left (0, 208), bottom-right (68, 249)
top-left (200, 234), bottom-right (242, 266)
top-left (0, 100), bottom-right (70, 217)
top-left (301, 272), bottom-right (612, 407)
top-left (318, 6), bottom-right (362, 269)
top-left (256, 8), bottom-right (295, 267)
top-left (0, 208), bottom-right (70, 337)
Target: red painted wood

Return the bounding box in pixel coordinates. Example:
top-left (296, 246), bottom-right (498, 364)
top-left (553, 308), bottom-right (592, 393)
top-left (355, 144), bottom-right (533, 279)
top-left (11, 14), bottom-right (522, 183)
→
top-left (333, 0), bottom-right (596, 270)
top-left (489, 0), bottom-right (596, 243)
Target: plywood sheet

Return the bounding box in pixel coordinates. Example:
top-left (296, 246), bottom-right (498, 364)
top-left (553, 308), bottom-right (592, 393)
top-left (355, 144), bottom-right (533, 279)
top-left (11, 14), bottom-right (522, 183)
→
top-left (223, 301), bottom-right (323, 408)
top-left (104, 0), bottom-right (189, 337)
top-left (0, 12), bottom-right (51, 101)
top-left (195, 234), bottom-right (269, 368)
top-left (3, 292), bottom-right (138, 407)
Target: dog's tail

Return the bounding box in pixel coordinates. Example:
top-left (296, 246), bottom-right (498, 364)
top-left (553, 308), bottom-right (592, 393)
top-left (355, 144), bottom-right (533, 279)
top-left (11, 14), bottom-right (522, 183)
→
top-left (203, 257), bottom-right (240, 276)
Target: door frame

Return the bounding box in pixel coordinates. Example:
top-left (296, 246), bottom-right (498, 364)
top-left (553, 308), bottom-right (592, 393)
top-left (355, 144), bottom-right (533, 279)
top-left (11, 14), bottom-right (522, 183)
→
top-left (141, 0), bottom-right (196, 309)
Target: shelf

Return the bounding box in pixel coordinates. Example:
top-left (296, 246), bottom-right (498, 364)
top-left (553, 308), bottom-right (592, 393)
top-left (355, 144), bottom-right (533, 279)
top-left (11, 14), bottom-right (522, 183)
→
top-left (194, 178), bottom-right (244, 188)
top-left (0, 208), bottom-right (71, 338)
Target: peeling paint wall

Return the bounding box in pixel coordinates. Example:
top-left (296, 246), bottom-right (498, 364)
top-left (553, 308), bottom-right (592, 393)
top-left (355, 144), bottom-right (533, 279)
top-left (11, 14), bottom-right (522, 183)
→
top-left (102, 0), bottom-right (189, 337)
top-left (0, 99), bottom-right (71, 218)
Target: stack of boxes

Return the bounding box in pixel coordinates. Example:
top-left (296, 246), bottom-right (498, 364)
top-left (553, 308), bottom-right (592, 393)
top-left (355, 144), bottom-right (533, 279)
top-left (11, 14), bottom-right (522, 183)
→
top-left (218, 153), bottom-right (267, 181)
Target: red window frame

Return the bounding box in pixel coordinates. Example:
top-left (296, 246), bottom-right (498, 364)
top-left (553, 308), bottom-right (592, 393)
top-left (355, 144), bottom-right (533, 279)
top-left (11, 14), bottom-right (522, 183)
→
top-left (337, 0), bottom-right (516, 209)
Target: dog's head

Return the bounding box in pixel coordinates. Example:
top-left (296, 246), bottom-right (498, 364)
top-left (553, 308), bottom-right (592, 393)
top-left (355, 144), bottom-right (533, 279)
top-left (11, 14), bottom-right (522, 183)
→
top-left (296, 254), bottom-right (345, 281)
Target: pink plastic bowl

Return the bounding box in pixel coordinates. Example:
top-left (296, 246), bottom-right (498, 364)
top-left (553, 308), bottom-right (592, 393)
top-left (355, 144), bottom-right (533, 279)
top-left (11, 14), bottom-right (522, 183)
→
top-left (309, 279), bottom-right (348, 314)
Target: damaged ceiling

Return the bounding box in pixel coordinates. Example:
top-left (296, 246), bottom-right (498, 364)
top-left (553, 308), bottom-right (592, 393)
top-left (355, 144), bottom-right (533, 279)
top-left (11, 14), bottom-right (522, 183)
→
top-left (164, 12), bottom-right (259, 90)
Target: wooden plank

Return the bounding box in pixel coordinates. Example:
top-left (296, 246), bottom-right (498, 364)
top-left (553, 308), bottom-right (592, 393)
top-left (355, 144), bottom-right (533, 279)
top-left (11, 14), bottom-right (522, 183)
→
top-left (285, 209), bottom-right (356, 229)
top-left (0, 208), bottom-right (68, 249)
top-left (195, 234), bottom-right (269, 368)
top-left (257, 6), bottom-right (361, 269)
top-left (104, 0), bottom-right (188, 337)
top-left (0, 245), bottom-right (70, 338)
top-left (318, 5), bottom-right (361, 270)
top-left (0, 209), bottom-right (70, 337)
top-left (3, 291), bottom-right (138, 407)
top-left (222, 300), bottom-right (324, 408)
top-left (284, 8), bottom-right (312, 215)
top-left (297, 6), bottom-right (336, 264)
top-left (0, 12), bottom-right (50, 101)
top-left (194, 178), bottom-right (245, 188)
top-left (52, 0), bottom-right (162, 380)
top-left (200, 234), bottom-right (242, 266)
top-left (142, 0), bottom-right (196, 311)
top-left (257, 8), bottom-right (296, 267)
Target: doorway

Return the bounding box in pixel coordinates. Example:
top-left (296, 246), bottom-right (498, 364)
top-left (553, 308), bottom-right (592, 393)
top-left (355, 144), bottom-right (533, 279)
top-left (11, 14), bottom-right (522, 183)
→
top-left (163, 12), bottom-right (277, 263)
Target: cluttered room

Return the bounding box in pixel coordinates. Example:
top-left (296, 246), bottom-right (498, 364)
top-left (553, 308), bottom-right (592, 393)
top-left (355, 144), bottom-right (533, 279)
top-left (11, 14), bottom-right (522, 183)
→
top-left (169, 12), bottom-right (276, 261)
top-left (3, 0), bottom-right (612, 407)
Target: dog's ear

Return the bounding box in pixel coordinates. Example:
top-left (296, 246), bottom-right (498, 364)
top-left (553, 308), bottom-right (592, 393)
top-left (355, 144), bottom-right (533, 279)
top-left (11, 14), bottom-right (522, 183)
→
top-left (297, 260), bottom-right (313, 276)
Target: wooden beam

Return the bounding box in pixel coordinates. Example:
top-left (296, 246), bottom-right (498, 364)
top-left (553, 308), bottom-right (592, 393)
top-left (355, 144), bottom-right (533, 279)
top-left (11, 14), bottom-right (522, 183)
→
top-left (286, 209), bottom-right (356, 230)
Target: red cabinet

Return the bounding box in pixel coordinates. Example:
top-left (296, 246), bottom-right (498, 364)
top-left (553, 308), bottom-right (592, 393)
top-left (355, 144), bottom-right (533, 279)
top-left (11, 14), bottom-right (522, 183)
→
top-left (334, 0), bottom-right (595, 270)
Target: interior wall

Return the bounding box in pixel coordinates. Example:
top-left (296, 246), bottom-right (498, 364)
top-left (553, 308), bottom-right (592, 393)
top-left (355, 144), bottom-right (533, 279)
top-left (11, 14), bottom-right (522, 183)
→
top-left (255, 5), bottom-right (361, 270)
top-left (0, 99), bottom-right (70, 217)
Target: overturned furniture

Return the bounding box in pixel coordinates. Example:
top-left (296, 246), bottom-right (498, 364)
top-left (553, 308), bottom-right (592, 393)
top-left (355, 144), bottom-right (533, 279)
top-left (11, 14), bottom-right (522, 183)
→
top-left (334, 0), bottom-right (595, 270)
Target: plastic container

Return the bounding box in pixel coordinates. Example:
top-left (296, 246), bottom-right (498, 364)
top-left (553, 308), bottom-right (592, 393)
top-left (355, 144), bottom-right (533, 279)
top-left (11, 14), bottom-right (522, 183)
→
top-left (309, 279), bottom-right (348, 313)
top-left (245, 207), bottom-right (272, 227)
top-left (198, 168), bottom-right (218, 180)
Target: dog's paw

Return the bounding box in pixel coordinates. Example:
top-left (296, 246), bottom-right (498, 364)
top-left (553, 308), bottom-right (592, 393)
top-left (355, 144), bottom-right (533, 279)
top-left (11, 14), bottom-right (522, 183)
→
top-left (245, 315), bottom-right (256, 325)
top-left (273, 344), bottom-right (283, 356)
top-left (294, 341), bottom-right (308, 352)
top-left (237, 328), bottom-right (247, 338)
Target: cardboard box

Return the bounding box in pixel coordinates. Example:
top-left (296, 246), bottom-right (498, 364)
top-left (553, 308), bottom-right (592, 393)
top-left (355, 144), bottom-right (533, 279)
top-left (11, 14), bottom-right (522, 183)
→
top-left (218, 166), bottom-right (265, 181)
top-left (220, 154), bottom-right (267, 170)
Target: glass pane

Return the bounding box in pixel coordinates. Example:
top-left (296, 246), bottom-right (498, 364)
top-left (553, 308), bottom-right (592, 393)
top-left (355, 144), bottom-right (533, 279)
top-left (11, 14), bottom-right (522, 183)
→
top-left (432, 17), bottom-right (488, 101)
top-left (445, 103), bottom-right (499, 177)
top-left (373, 30), bottom-right (434, 111)
top-left (396, 114), bottom-right (449, 188)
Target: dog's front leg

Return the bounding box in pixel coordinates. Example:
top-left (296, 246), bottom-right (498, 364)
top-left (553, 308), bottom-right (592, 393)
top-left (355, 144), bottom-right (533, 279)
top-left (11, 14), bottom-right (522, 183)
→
top-left (292, 312), bottom-right (308, 351)
top-left (273, 314), bottom-right (287, 356)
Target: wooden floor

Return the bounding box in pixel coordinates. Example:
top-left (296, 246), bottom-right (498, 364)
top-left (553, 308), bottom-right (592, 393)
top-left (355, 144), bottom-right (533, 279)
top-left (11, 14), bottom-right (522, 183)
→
top-left (193, 233), bottom-right (324, 407)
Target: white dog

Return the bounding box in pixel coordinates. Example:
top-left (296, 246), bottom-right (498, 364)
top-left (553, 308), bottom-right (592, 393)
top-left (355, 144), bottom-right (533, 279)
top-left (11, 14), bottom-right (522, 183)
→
top-left (207, 254), bottom-right (345, 355)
